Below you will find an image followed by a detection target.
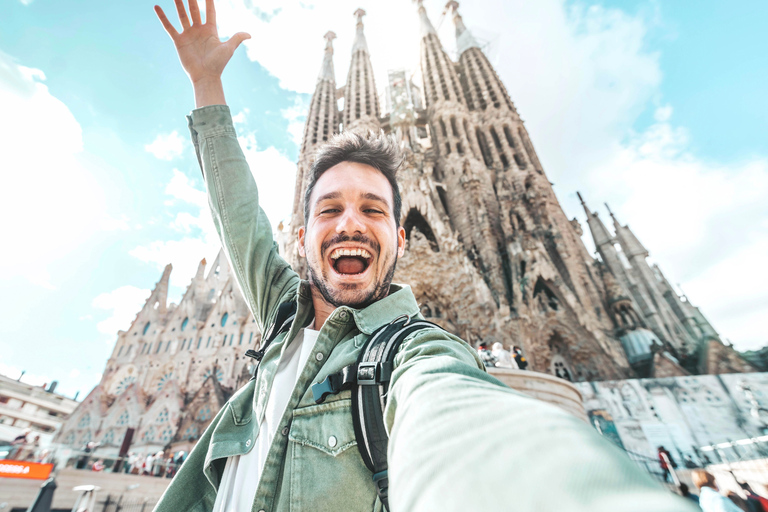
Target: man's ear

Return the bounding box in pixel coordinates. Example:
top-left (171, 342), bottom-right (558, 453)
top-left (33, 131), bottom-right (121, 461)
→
top-left (396, 226), bottom-right (406, 258)
top-left (298, 226), bottom-right (306, 258)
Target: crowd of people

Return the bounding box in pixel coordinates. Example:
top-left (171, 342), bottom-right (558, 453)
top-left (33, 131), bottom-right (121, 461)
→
top-left (7, 428), bottom-right (51, 463)
top-left (77, 447), bottom-right (187, 478)
top-left (477, 343), bottom-right (529, 370)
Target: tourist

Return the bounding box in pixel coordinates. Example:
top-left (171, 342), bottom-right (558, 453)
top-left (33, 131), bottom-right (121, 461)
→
top-left (739, 482), bottom-right (768, 512)
top-left (513, 346), bottom-right (529, 370)
top-left (477, 342), bottom-right (497, 367)
top-left (8, 428), bottom-right (29, 460)
top-left (727, 491), bottom-right (750, 512)
top-left (693, 469), bottom-right (743, 512)
top-left (658, 445), bottom-right (676, 482)
top-left (150, 1), bottom-right (698, 510)
top-left (143, 452), bottom-right (154, 476)
top-left (491, 342), bottom-right (517, 369)
top-left (92, 459), bottom-right (105, 472)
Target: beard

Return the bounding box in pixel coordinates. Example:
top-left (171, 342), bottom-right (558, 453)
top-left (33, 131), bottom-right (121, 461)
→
top-left (306, 233), bottom-right (398, 309)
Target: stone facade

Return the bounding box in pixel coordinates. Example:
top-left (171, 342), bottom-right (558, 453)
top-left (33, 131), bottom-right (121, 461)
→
top-left (576, 373), bottom-right (768, 464)
top-left (56, 1), bottom-right (757, 460)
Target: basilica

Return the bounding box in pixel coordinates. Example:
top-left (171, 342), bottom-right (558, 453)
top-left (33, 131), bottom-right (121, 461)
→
top-left (55, 1), bottom-right (756, 461)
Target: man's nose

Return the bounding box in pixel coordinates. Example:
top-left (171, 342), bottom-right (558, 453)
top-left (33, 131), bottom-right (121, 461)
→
top-left (336, 209), bottom-right (367, 234)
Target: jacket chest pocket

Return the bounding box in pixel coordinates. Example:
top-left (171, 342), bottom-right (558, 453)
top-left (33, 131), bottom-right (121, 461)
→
top-left (286, 397), bottom-right (382, 512)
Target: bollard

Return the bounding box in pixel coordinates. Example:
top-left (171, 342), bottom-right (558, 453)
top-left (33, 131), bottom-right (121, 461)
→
top-left (26, 477), bottom-right (57, 512)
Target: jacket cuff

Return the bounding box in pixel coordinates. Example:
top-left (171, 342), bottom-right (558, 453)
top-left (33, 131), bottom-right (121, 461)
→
top-left (186, 105), bottom-right (235, 176)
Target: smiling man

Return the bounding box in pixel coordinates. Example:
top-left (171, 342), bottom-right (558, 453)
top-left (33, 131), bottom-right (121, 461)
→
top-left (152, 1), bottom-right (697, 511)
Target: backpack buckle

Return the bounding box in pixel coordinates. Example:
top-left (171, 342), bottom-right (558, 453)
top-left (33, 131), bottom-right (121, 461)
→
top-left (372, 470), bottom-right (389, 503)
top-left (357, 362), bottom-right (392, 385)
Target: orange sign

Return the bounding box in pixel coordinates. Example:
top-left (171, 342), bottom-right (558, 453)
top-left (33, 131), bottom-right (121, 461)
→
top-left (0, 460), bottom-right (54, 480)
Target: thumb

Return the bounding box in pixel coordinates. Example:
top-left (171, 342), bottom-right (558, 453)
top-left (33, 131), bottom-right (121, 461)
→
top-left (225, 32), bottom-right (251, 53)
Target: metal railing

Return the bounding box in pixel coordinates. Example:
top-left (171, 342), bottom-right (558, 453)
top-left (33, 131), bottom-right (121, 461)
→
top-left (98, 495), bottom-right (158, 512)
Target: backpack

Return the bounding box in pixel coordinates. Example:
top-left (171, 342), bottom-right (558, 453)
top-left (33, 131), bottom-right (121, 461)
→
top-left (245, 301), bottom-right (442, 511)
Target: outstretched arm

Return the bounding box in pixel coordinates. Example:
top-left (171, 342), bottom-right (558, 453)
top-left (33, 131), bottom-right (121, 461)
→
top-left (155, 0), bottom-right (250, 107)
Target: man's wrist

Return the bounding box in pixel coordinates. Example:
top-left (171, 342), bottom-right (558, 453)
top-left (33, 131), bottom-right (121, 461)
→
top-left (193, 77), bottom-right (227, 108)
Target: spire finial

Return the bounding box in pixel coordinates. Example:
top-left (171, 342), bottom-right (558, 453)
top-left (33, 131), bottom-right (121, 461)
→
top-left (577, 192), bottom-right (593, 217)
top-left (605, 203), bottom-right (616, 220)
top-left (318, 31), bottom-right (337, 82)
top-left (352, 9), bottom-right (369, 53)
top-left (354, 8), bottom-right (366, 25)
top-left (447, 0), bottom-right (480, 54)
top-left (414, 0), bottom-right (437, 36)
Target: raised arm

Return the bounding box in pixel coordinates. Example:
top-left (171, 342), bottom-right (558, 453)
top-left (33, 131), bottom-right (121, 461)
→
top-left (155, 0), bottom-right (250, 107)
top-left (155, 0), bottom-right (299, 330)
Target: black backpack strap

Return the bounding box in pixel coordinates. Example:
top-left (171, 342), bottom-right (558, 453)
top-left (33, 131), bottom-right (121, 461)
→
top-left (244, 300), bottom-right (298, 379)
top-left (352, 316), bottom-right (443, 511)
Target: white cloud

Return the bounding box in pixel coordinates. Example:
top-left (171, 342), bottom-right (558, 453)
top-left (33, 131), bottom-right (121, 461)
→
top-left (280, 96), bottom-right (308, 147)
top-left (0, 51), bottom-right (108, 288)
top-left (0, 363), bottom-right (49, 387)
top-left (238, 132), bottom-right (297, 226)
top-left (92, 285), bottom-right (151, 337)
top-left (232, 108), bottom-right (250, 125)
top-left (145, 130), bottom-right (186, 160)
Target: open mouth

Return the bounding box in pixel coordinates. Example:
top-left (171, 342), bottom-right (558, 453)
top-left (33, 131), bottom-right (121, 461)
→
top-left (330, 248), bottom-right (373, 276)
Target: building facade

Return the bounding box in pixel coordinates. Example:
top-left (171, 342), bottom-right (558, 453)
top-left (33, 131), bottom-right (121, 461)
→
top-left (55, 1), bottom-right (756, 461)
top-left (0, 374), bottom-right (78, 451)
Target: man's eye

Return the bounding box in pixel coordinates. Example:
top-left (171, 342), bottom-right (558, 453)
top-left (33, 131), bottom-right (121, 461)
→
top-left (364, 209), bottom-right (383, 214)
top-left (321, 209), bottom-right (340, 214)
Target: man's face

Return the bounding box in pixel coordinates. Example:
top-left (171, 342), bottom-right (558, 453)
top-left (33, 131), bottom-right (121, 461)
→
top-left (298, 161), bottom-right (405, 309)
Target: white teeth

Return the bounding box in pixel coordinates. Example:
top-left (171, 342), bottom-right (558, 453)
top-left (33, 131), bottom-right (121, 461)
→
top-left (330, 248), bottom-right (372, 260)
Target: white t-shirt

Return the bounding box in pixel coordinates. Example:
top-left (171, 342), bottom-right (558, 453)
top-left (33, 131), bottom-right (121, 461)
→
top-left (212, 327), bottom-right (320, 512)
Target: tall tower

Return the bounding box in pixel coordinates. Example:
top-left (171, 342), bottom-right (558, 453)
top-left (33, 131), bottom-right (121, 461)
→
top-left (287, 32), bottom-right (340, 277)
top-left (441, 1), bottom-right (629, 380)
top-left (342, 9), bottom-right (380, 133)
top-left (415, 0), bottom-right (511, 310)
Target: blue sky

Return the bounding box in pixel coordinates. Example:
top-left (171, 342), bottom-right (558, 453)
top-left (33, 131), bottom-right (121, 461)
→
top-left (1, 0), bottom-right (766, 400)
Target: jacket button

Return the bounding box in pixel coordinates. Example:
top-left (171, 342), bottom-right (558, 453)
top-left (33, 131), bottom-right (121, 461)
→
top-left (281, 426), bottom-right (289, 436)
top-left (338, 310), bottom-right (348, 320)
top-left (328, 436), bottom-right (337, 448)
top-left (245, 439), bottom-right (251, 447)
top-left (315, 352), bottom-right (324, 361)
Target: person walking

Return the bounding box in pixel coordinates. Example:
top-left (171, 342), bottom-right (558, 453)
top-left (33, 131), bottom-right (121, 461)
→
top-left (693, 470), bottom-right (744, 512)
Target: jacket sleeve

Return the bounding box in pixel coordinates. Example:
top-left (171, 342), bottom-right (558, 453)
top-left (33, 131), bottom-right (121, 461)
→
top-left (384, 330), bottom-right (699, 512)
top-left (187, 105), bottom-right (299, 330)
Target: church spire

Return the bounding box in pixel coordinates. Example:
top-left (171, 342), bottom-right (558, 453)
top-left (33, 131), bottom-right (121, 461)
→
top-left (446, 1), bottom-right (480, 54)
top-left (143, 263), bottom-right (172, 315)
top-left (318, 31), bottom-right (337, 82)
top-left (578, 192), bottom-right (613, 248)
top-left (416, 1), bottom-right (464, 107)
top-left (608, 205), bottom-right (649, 258)
top-left (343, 9), bottom-right (380, 133)
top-left (291, 32), bottom-right (341, 272)
top-left (415, 0), bottom-right (437, 37)
top-left (352, 8), bottom-right (369, 53)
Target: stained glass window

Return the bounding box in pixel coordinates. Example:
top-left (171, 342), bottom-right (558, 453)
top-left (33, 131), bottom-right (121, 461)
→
top-left (221, 313), bottom-right (229, 327)
top-left (181, 317), bottom-right (189, 331)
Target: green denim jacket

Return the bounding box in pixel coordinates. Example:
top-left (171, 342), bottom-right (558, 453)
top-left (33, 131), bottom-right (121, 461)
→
top-left (152, 105), bottom-right (696, 512)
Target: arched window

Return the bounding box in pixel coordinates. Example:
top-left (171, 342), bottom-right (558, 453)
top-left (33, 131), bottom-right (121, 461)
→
top-left (220, 312), bottom-right (229, 327)
top-left (475, 128), bottom-right (493, 167)
top-left (156, 408), bottom-right (170, 424)
top-left (143, 322), bottom-right (151, 335)
top-left (181, 317), bottom-right (189, 331)
top-left (402, 208), bottom-right (439, 252)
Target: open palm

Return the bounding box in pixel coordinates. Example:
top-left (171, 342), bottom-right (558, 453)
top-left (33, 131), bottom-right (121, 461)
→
top-left (155, 0), bottom-right (250, 86)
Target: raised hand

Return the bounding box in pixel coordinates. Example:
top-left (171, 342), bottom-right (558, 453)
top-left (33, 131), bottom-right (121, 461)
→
top-left (155, 0), bottom-right (251, 107)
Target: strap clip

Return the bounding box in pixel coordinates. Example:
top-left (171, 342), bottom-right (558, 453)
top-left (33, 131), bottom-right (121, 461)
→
top-left (372, 470), bottom-right (389, 503)
top-left (357, 362), bottom-right (392, 386)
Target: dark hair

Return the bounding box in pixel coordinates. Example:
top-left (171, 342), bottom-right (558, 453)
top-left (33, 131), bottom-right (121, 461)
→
top-left (303, 130), bottom-right (403, 226)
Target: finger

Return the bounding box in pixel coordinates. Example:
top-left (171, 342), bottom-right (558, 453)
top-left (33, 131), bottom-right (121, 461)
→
top-left (188, 0), bottom-right (202, 26)
top-left (225, 32), bottom-right (251, 53)
top-left (205, 0), bottom-right (216, 26)
top-left (154, 6), bottom-right (179, 39)
top-left (173, 0), bottom-right (191, 30)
